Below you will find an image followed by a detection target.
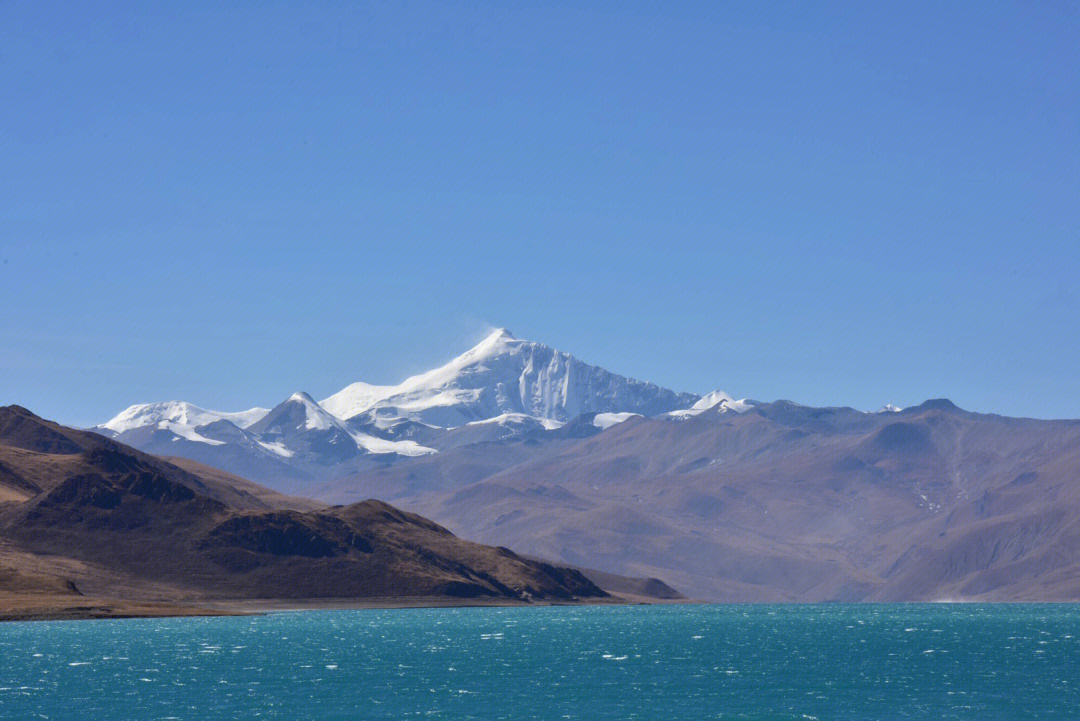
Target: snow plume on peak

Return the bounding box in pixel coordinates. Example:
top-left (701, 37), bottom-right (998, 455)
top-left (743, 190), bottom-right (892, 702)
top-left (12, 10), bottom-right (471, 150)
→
top-left (320, 329), bottom-right (699, 428)
top-left (318, 331), bottom-right (519, 421)
top-left (471, 327), bottom-right (516, 352)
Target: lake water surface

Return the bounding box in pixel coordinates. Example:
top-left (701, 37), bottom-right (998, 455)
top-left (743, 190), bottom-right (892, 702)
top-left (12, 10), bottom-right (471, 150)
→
top-left (1, 604), bottom-right (1078, 719)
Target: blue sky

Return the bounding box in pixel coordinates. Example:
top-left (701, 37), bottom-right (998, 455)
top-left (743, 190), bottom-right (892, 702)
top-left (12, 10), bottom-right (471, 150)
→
top-left (2, 1), bottom-right (1078, 426)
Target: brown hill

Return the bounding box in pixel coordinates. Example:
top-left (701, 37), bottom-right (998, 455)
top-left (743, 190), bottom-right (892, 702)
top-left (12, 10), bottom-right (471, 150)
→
top-left (0, 407), bottom-right (609, 619)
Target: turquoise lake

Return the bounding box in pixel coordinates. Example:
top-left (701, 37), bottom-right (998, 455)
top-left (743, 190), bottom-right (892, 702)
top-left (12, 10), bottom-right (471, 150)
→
top-left (1, 604), bottom-right (1078, 719)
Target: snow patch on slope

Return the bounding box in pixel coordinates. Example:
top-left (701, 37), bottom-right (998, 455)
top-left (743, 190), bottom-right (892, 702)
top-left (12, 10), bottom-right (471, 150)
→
top-left (348, 431), bottom-right (437, 457)
top-left (466, 413), bottom-right (565, 431)
top-left (257, 440), bottom-right (294, 458)
top-left (161, 421), bottom-right (226, 446)
top-left (592, 412), bottom-right (641, 430)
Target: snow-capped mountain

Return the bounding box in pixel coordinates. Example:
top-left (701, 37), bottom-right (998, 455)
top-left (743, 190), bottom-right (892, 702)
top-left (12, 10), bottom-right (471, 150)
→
top-left (245, 392), bottom-right (362, 463)
top-left (101, 400), bottom-right (269, 438)
top-left (247, 392), bottom-right (434, 462)
top-left (321, 328), bottom-right (700, 428)
top-left (93, 392), bottom-right (434, 487)
top-left (93, 329), bottom-right (708, 488)
top-left (93, 400), bottom-right (302, 484)
top-left (662, 390), bottom-right (757, 420)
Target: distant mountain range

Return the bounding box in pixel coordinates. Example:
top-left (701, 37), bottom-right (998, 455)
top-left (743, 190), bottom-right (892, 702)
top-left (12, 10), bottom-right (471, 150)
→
top-left (87, 329), bottom-right (1080, 602)
top-left (93, 329), bottom-right (710, 486)
top-left (361, 398), bottom-right (1080, 602)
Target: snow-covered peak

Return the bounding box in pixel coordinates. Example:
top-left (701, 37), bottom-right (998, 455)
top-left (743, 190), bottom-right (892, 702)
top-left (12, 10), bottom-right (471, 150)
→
top-left (250, 390), bottom-right (339, 431)
top-left (96, 329), bottom-right (709, 472)
top-left (319, 331), bottom-right (518, 420)
top-left (100, 400), bottom-right (269, 434)
top-left (691, 390), bottom-right (736, 411)
top-left (320, 329), bottom-right (698, 427)
top-left (664, 390), bottom-right (754, 420)
top-left (389, 328), bottom-right (523, 397)
top-left (287, 390), bottom-right (336, 431)
top-left (248, 391), bottom-right (437, 458)
top-left (876, 404), bottom-right (904, 413)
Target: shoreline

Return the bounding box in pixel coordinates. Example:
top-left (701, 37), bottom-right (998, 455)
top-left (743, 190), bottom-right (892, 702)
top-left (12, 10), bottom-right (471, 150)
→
top-left (0, 592), bottom-right (691, 623)
top-left (7, 596), bottom-right (1080, 623)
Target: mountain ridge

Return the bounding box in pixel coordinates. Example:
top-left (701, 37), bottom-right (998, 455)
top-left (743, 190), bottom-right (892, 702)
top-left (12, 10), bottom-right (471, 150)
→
top-left (312, 398), bottom-right (1080, 602)
top-left (92, 330), bottom-right (716, 487)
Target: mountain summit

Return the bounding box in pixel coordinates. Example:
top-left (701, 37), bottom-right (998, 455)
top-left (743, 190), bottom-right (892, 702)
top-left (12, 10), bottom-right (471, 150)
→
top-left (320, 328), bottom-right (700, 428)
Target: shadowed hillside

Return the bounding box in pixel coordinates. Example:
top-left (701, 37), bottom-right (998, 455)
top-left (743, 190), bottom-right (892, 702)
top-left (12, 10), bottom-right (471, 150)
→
top-left (0, 406), bottom-right (614, 619)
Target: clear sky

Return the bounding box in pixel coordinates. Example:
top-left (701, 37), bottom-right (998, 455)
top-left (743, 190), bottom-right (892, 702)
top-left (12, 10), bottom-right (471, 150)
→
top-left (2, 1), bottom-right (1078, 426)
